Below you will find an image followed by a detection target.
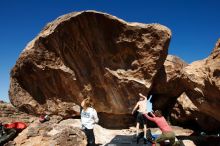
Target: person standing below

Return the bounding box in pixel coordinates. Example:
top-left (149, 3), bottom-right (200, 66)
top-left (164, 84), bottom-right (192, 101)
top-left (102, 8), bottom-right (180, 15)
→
top-left (131, 93), bottom-right (148, 143)
top-left (81, 97), bottom-right (99, 146)
top-left (144, 110), bottom-right (179, 146)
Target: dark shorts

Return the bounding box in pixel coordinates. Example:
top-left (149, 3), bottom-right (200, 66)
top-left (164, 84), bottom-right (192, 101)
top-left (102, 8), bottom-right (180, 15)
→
top-left (136, 112), bottom-right (147, 125)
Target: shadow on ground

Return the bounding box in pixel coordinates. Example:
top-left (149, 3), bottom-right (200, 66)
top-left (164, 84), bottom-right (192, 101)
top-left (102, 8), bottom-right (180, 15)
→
top-left (177, 133), bottom-right (220, 146)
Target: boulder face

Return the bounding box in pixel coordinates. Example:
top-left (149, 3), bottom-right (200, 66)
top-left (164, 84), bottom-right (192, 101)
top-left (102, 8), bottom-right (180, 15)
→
top-left (181, 39), bottom-right (220, 125)
top-left (9, 11), bottom-right (171, 128)
top-left (151, 39), bottom-right (220, 132)
top-left (171, 92), bottom-right (199, 122)
top-left (170, 92), bottom-right (220, 132)
top-left (150, 55), bottom-right (188, 111)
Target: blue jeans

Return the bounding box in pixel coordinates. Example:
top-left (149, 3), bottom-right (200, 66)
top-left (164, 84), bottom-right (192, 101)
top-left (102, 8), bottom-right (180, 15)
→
top-left (83, 128), bottom-right (95, 146)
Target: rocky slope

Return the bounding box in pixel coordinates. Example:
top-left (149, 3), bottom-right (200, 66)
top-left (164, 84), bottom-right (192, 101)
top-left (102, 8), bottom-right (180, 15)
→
top-left (6, 118), bottom-right (87, 146)
top-left (5, 118), bottom-right (195, 146)
top-left (0, 101), bottom-right (36, 125)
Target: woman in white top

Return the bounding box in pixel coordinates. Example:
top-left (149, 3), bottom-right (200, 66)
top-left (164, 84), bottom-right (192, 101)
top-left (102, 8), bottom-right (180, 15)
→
top-left (81, 97), bottom-right (99, 146)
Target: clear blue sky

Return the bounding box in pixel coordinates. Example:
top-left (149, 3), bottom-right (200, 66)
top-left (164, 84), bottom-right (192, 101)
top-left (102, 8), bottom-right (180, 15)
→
top-left (0, 0), bottom-right (220, 102)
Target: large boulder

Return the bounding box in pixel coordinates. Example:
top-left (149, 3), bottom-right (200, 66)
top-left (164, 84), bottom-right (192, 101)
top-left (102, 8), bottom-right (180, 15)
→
top-left (170, 92), bottom-right (220, 132)
top-left (181, 39), bottom-right (220, 129)
top-left (149, 40), bottom-right (220, 132)
top-left (9, 11), bottom-right (171, 128)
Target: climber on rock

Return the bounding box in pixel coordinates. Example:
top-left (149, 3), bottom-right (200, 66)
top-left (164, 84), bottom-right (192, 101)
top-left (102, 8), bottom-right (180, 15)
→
top-left (132, 93), bottom-right (148, 144)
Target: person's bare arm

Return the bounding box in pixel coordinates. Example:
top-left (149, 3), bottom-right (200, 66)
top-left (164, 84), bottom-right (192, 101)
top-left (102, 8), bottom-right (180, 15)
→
top-left (132, 103), bottom-right (139, 114)
top-left (143, 113), bottom-right (155, 121)
top-left (93, 109), bottom-right (99, 124)
top-left (139, 93), bottom-right (147, 100)
top-left (150, 112), bottom-right (156, 117)
top-left (81, 99), bottom-right (85, 107)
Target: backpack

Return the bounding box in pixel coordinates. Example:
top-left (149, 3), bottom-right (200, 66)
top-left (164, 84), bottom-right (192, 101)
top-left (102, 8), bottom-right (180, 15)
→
top-left (0, 124), bottom-right (17, 145)
top-left (4, 122), bottom-right (27, 130)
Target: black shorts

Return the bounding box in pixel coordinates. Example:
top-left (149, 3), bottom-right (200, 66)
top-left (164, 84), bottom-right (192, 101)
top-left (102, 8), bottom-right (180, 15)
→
top-left (136, 112), bottom-right (147, 125)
